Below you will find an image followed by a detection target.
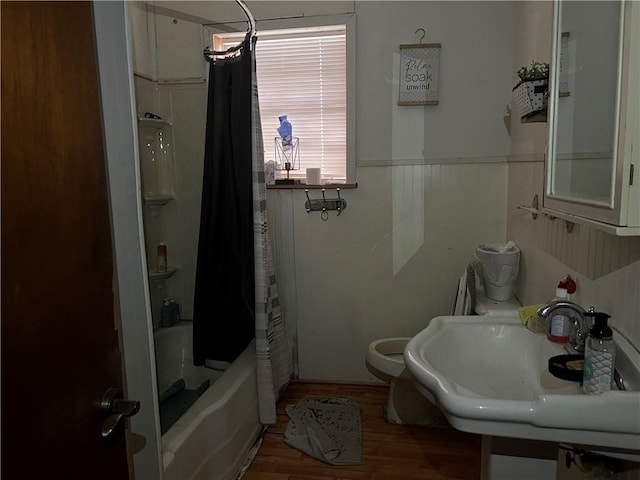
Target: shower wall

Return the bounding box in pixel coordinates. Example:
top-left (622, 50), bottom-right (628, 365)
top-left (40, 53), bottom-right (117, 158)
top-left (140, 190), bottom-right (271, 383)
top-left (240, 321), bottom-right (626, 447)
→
top-left (133, 77), bottom-right (207, 321)
top-left (129, 2), bottom-right (208, 321)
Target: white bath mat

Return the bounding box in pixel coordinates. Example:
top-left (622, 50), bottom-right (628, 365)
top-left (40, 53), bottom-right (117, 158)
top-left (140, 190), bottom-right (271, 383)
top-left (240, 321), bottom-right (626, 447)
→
top-left (284, 396), bottom-right (361, 465)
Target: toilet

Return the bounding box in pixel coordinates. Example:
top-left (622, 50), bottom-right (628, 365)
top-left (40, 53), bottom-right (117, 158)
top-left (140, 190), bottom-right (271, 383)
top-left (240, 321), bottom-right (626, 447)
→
top-left (366, 337), bottom-right (448, 425)
top-left (365, 266), bottom-right (521, 425)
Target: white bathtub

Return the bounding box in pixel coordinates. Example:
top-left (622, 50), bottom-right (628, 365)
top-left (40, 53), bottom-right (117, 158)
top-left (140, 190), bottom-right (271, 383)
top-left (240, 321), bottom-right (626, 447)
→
top-left (154, 323), bottom-right (261, 480)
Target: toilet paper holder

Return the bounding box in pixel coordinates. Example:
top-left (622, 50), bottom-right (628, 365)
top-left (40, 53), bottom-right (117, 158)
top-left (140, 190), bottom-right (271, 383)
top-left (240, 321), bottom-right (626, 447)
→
top-left (305, 188), bottom-right (347, 220)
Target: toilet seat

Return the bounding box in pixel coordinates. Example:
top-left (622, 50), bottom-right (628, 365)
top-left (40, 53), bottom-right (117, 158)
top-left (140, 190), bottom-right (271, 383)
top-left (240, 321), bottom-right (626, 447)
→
top-left (366, 337), bottom-right (411, 380)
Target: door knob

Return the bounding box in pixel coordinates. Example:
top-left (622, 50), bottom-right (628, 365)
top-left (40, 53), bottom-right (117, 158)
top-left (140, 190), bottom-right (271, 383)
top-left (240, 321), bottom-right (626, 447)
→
top-left (101, 387), bottom-right (140, 438)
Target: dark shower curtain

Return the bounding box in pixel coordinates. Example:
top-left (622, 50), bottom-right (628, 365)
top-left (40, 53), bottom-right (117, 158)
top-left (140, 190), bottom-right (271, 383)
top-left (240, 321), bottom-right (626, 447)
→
top-left (193, 36), bottom-right (255, 365)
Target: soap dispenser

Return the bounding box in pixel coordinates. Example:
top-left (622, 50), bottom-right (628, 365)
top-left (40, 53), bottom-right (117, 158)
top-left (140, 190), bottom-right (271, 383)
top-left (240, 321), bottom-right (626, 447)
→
top-left (582, 311), bottom-right (615, 395)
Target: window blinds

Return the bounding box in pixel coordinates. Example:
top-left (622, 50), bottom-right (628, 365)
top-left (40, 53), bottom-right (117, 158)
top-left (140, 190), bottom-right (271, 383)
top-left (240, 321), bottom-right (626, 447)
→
top-left (223, 28), bottom-right (346, 181)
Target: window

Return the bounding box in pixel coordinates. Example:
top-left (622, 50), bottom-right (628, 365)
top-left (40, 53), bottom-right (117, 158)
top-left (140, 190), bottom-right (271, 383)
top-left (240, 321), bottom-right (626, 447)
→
top-left (216, 26), bottom-right (347, 182)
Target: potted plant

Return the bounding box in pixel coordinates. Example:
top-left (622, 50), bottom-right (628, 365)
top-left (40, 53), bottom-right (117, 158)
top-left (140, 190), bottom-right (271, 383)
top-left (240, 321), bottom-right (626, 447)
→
top-left (512, 61), bottom-right (549, 118)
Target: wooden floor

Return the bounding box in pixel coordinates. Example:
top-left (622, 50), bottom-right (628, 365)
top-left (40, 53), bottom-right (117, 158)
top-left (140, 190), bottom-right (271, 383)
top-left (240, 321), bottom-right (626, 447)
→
top-left (243, 382), bottom-right (482, 480)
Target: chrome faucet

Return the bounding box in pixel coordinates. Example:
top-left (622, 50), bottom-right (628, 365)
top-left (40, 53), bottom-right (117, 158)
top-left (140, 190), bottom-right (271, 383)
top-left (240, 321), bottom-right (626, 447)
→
top-left (536, 301), bottom-right (595, 353)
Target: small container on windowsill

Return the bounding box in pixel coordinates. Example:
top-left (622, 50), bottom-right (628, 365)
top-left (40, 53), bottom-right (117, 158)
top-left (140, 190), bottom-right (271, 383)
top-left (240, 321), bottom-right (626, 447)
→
top-left (306, 168), bottom-right (322, 185)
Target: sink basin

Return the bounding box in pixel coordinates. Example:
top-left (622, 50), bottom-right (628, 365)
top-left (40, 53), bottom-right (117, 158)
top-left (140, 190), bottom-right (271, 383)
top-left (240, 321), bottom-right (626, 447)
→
top-left (404, 315), bottom-right (640, 456)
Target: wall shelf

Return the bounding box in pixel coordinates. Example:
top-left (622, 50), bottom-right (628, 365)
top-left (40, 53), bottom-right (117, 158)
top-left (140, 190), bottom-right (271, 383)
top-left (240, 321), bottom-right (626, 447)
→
top-left (149, 267), bottom-right (178, 280)
top-left (144, 193), bottom-right (175, 217)
top-left (149, 267), bottom-right (178, 289)
top-left (144, 193), bottom-right (175, 206)
top-left (138, 117), bottom-right (171, 128)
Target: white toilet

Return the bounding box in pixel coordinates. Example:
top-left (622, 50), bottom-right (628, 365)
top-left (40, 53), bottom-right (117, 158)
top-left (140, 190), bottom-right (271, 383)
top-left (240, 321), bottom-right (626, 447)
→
top-left (366, 337), bottom-right (448, 425)
top-left (365, 262), bottom-right (521, 425)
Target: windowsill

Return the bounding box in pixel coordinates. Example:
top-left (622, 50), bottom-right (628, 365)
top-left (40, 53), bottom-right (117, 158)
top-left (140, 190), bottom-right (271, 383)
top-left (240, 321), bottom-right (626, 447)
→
top-left (267, 183), bottom-right (358, 190)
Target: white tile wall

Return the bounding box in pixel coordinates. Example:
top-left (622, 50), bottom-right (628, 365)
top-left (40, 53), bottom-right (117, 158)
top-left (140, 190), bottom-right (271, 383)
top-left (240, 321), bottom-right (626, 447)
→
top-left (168, 84), bottom-right (207, 319)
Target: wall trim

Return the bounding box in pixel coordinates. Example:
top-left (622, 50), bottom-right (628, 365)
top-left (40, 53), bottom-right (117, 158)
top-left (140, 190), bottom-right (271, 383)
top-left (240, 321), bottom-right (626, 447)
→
top-left (355, 152), bottom-right (544, 167)
top-left (507, 153), bottom-right (545, 163)
top-left (357, 155), bottom-right (508, 167)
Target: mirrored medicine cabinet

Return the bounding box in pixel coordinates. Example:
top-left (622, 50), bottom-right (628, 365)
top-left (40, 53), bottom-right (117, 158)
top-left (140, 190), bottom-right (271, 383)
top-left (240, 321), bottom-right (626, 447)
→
top-left (544, 0), bottom-right (639, 235)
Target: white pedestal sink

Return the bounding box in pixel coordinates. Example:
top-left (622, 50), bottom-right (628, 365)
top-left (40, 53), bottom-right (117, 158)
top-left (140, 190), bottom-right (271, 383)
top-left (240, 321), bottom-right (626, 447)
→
top-left (404, 315), bottom-right (640, 460)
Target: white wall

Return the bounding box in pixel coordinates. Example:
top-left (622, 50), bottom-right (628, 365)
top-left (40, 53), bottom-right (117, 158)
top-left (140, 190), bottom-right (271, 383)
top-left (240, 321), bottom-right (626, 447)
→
top-left (356, 1), bottom-right (514, 164)
top-left (280, 162), bottom-right (509, 381)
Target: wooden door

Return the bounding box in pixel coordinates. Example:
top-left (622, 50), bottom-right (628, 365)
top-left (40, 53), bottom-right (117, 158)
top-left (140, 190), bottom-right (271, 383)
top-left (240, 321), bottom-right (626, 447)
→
top-left (1, 2), bottom-right (131, 478)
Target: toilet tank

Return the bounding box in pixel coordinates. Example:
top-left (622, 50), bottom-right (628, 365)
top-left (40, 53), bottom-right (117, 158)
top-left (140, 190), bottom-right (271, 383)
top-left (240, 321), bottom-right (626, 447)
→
top-left (474, 286), bottom-right (521, 316)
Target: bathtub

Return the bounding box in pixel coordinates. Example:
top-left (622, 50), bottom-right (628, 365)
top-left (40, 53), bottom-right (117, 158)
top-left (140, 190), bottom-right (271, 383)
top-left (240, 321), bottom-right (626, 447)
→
top-left (154, 322), bottom-right (261, 480)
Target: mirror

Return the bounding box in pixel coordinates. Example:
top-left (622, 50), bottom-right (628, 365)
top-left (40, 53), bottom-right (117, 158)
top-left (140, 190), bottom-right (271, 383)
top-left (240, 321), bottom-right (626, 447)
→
top-left (547, 0), bottom-right (623, 207)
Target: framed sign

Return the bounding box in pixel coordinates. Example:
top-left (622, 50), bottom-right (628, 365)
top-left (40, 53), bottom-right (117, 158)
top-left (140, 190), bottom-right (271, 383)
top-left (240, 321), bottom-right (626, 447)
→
top-left (398, 43), bottom-right (441, 106)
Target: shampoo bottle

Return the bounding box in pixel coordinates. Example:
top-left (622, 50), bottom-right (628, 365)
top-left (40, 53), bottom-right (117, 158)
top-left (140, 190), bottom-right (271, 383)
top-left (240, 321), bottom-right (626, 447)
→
top-left (170, 300), bottom-right (180, 325)
top-left (157, 242), bottom-right (168, 273)
top-left (547, 287), bottom-right (571, 343)
top-left (160, 298), bottom-right (173, 327)
top-left (583, 311), bottom-right (615, 395)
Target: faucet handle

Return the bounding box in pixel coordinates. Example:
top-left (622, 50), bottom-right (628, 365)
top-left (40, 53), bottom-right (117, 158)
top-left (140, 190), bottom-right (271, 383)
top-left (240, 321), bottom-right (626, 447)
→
top-left (584, 307), bottom-right (607, 318)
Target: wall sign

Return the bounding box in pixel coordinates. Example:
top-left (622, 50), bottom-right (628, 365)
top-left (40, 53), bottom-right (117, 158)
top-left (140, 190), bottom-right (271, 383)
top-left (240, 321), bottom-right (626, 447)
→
top-left (398, 43), bottom-right (441, 106)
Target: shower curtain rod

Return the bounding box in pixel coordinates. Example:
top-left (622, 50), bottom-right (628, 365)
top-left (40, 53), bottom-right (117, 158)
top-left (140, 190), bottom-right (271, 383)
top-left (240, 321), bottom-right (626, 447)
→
top-left (203, 0), bottom-right (256, 61)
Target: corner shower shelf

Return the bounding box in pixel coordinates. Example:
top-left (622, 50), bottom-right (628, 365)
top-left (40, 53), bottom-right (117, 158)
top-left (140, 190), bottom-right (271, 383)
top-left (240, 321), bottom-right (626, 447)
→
top-left (138, 117), bottom-right (172, 128)
top-left (144, 193), bottom-right (175, 206)
top-left (149, 267), bottom-right (178, 281)
top-left (144, 193), bottom-right (175, 217)
top-left (149, 267), bottom-right (178, 289)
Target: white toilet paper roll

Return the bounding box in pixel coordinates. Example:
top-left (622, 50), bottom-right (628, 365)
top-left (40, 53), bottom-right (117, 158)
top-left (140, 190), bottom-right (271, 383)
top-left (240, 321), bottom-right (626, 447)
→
top-left (306, 168), bottom-right (322, 184)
